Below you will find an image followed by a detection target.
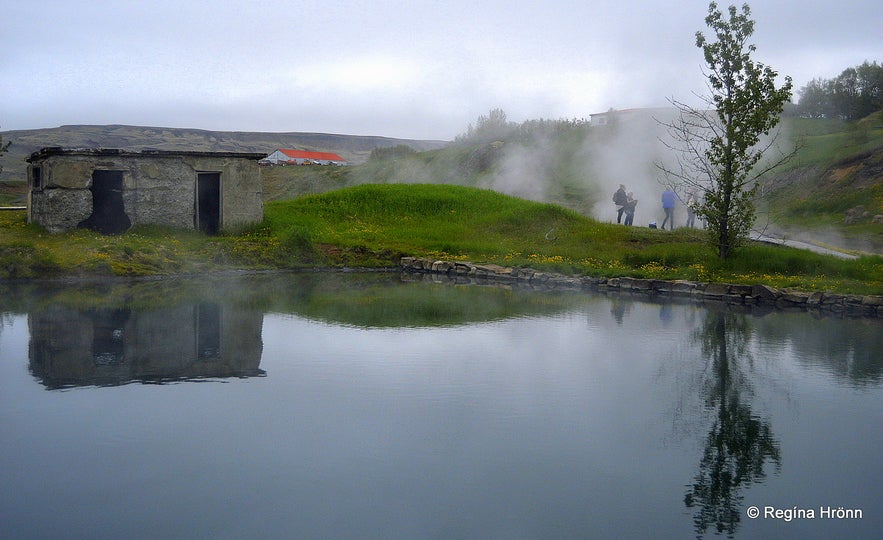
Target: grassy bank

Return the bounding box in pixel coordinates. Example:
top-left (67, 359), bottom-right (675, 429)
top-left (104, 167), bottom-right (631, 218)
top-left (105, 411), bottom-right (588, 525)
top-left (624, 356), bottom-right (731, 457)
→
top-left (758, 112), bottom-right (883, 252)
top-left (2, 184), bottom-right (881, 294)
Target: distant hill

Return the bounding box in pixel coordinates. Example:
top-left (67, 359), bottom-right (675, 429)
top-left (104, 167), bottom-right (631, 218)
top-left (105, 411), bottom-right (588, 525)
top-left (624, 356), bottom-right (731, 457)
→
top-left (0, 124), bottom-right (449, 182)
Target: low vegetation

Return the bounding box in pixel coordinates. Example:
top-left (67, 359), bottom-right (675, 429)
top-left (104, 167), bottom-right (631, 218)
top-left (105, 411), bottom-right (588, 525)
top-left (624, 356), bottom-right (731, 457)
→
top-left (2, 184), bottom-right (880, 294)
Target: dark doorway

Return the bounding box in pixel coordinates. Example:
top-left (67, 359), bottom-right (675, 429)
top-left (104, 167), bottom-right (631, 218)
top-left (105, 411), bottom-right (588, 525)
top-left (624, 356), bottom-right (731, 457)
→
top-left (196, 173), bottom-right (221, 234)
top-left (78, 170), bottom-right (131, 234)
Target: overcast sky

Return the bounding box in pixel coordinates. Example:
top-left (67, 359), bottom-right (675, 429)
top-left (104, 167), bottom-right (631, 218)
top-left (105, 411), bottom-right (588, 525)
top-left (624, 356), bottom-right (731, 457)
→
top-left (1, 0), bottom-right (880, 140)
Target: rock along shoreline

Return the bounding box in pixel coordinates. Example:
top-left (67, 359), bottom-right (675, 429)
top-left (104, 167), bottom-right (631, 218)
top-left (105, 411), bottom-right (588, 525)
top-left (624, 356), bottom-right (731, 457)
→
top-left (400, 257), bottom-right (883, 319)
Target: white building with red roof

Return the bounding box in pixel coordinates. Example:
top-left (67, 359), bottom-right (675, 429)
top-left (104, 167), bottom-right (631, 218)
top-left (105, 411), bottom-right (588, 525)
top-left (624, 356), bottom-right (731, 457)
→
top-left (262, 149), bottom-right (348, 165)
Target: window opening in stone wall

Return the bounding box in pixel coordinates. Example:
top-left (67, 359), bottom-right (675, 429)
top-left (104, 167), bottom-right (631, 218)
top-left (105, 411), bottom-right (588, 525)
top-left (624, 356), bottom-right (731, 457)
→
top-left (78, 170), bottom-right (131, 234)
top-left (196, 172), bottom-right (221, 234)
top-left (31, 166), bottom-right (42, 190)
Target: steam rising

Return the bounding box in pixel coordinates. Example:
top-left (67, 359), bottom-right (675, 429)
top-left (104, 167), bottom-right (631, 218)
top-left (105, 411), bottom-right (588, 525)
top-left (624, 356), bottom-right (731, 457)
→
top-left (352, 107), bottom-right (804, 236)
top-left (480, 108), bottom-right (688, 226)
top-left (480, 138), bottom-right (559, 203)
top-left (582, 109), bottom-right (681, 224)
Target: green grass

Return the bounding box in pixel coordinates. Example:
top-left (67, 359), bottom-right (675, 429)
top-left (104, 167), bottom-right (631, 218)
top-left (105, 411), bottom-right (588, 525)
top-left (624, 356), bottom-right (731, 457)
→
top-left (0, 181), bottom-right (27, 206)
top-left (2, 184), bottom-right (881, 294)
top-left (0, 212), bottom-right (235, 278)
top-left (260, 164), bottom-right (351, 201)
top-left (782, 113), bottom-right (883, 168)
top-left (263, 184), bottom-right (882, 294)
top-left (759, 112), bottom-right (883, 252)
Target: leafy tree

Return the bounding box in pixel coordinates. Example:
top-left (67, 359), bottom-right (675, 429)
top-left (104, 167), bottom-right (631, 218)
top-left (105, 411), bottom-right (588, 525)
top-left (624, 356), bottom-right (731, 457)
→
top-left (455, 109), bottom-right (590, 145)
top-left (853, 61), bottom-right (883, 118)
top-left (455, 108), bottom-right (514, 144)
top-left (658, 2), bottom-right (792, 258)
top-left (511, 117), bottom-right (590, 141)
top-left (795, 77), bottom-right (834, 118)
top-left (796, 61), bottom-right (883, 119)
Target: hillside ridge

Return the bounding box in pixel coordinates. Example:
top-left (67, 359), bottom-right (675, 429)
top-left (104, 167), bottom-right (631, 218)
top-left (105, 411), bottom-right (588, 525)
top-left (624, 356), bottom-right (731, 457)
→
top-left (0, 124), bottom-right (449, 182)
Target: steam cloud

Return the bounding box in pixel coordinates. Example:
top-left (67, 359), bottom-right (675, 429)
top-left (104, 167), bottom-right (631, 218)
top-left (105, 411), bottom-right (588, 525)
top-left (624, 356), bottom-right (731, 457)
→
top-left (352, 108), bottom-right (803, 238)
top-left (481, 109), bottom-right (686, 226)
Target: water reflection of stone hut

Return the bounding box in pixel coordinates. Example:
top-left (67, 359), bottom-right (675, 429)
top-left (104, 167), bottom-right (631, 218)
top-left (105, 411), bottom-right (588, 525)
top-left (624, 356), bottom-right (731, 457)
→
top-left (28, 302), bottom-right (265, 389)
top-left (26, 148), bottom-right (265, 234)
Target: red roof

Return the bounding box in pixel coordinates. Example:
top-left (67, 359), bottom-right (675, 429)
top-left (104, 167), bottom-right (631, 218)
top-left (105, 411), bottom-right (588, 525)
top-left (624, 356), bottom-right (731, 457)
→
top-left (279, 149), bottom-right (345, 162)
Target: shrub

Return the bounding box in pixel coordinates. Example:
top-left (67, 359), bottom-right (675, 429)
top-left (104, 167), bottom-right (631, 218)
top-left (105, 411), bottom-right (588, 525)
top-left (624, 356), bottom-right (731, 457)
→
top-left (281, 225), bottom-right (316, 262)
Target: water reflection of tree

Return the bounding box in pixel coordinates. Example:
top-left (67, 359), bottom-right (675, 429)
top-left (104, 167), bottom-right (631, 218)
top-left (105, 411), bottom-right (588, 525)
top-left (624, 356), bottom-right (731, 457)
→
top-left (684, 311), bottom-right (781, 538)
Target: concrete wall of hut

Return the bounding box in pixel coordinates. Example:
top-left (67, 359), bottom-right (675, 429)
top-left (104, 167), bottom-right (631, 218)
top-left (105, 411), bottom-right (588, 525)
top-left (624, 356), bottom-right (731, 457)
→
top-left (183, 155), bottom-right (263, 228)
top-left (27, 154), bottom-right (262, 233)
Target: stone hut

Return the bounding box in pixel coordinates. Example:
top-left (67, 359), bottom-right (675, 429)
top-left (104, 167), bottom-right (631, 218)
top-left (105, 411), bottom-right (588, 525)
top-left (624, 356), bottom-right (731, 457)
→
top-left (26, 148), bottom-right (265, 234)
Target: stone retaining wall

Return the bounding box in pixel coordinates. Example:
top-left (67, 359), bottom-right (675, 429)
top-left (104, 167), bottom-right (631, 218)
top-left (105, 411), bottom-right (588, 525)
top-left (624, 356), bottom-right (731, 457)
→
top-left (400, 257), bottom-right (883, 318)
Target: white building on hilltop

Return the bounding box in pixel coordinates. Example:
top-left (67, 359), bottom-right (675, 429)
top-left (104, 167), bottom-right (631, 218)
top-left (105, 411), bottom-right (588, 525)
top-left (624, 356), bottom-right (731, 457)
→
top-left (261, 149), bottom-right (348, 165)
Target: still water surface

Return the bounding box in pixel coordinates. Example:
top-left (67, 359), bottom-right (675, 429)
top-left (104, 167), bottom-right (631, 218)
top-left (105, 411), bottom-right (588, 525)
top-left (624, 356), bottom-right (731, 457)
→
top-left (1, 273), bottom-right (880, 539)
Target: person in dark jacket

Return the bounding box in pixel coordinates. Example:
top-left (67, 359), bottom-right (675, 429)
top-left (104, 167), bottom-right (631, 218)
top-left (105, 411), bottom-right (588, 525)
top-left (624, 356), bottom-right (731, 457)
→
top-left (613, 184), bottom-right (628, 223)
top-left (624, 192), bottom-right (637, 226)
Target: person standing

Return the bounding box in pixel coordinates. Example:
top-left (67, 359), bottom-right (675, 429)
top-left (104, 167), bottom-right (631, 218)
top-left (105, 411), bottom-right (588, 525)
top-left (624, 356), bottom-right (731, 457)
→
top-left (685, 191), bottom-right (697, 228)
top-left (613, 184), bottom-right (628, 224)
top-left (624, 192), bottom-right (637, 226)
top-left (661, 187), bottom-right (676, 230)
